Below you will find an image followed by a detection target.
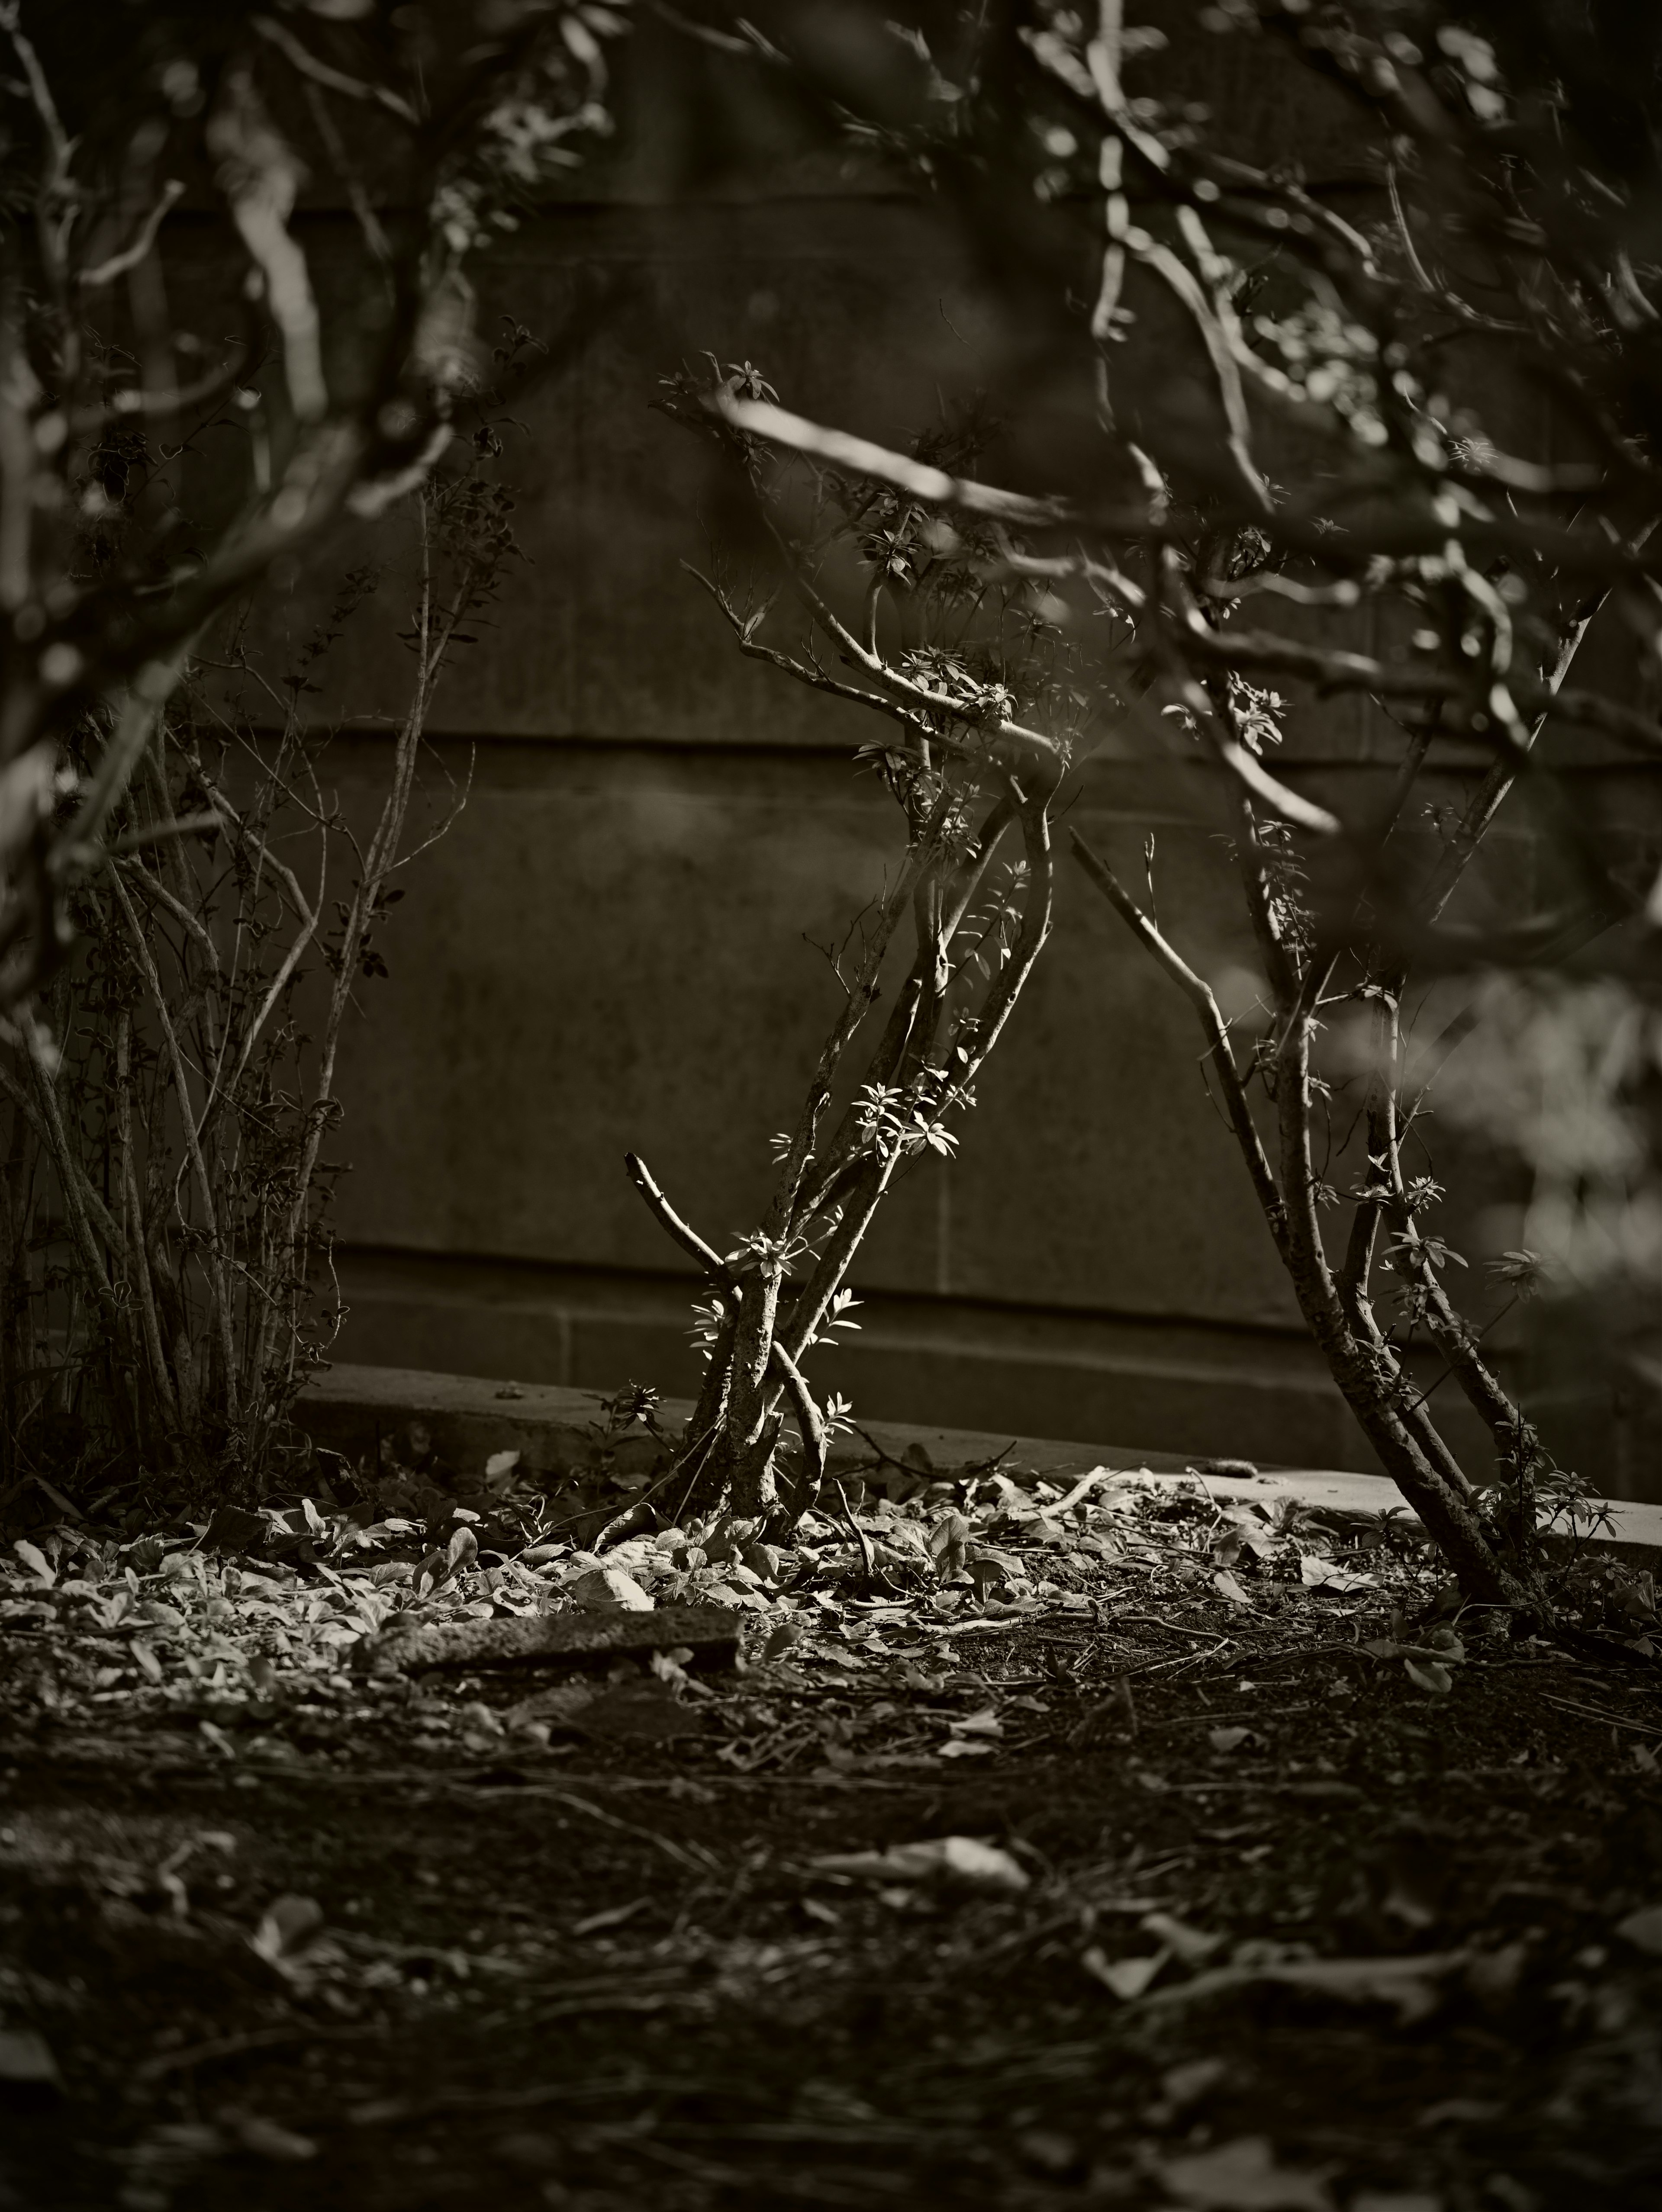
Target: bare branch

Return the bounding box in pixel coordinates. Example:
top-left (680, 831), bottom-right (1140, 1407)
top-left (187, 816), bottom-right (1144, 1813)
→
top-left (681, 563), bottom-right (951, 750)
top-left (710, 392), bottom-right (1066, 530)
top-left (251, 15), bottom-right (421, 125)
top-left (625, 1151), bottom-right (734, 1288)
top-left (77, 180), bottom-right (185, 291)
top-left (1071, 829), bottom-right (1283, 1240)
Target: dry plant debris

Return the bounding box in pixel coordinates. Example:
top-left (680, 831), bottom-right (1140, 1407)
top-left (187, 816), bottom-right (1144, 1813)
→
top-left (3, 1449), bottom-right (1662, 2209)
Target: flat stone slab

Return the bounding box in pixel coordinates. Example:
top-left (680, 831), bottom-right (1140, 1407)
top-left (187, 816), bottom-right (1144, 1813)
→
top-left (371, 1603), bottom-right (744, 1675)
top-left (295, 1362), bottom-right (1203, 1485)
top-left (301, 1364), bottom-right (1662, 1572)
top-left (1166, 1464), bottom-right (1662, 1571)
top-left (296, 1365), bottom-right (636, 1484)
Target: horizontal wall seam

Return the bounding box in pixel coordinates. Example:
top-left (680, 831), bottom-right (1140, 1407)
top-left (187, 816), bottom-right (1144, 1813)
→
top-left (326, 1249), bottom-right (1383, 1361)
top-left (241, 724), bottom-right (1651, 778)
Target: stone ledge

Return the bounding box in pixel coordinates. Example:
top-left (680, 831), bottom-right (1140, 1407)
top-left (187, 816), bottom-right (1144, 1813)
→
top-left (292, 1361), bottom-right (1208, 1488)
top-left (293, 1363), bottom-right (1662, 1570)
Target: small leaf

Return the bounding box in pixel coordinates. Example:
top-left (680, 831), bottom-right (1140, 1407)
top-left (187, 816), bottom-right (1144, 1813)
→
top-left (1487, 1247), bottom-right (1544, 1299)
top-left (222, 2111), bottom-right (317, 2163)
top-left (1403, 1658), bottom-right (1453, 1694)
top-left (949, 1707), bottom-right (1003, 1738)
top-left (929, 1512), bottom-right (970, 1576)
top-left (1082, 1946), bottom-right (1168, 2000)
top-left (810, 1836), bottom-right (1028, 1894)
top-left (1157, 2136), bottom-right (1334, 2212)
top-left (251, 1894), bottom-right (324, 1967)
top-left (0, 2027), bottom-right (60, 2088)
top-left (1141, 1912), bottom-right (1224, 1966)
top-left (12, 1539), bottom-right (54, 1586)
top-left (1300, 1553), bottom-right (1375, 1591)
top-left (1614, 1903), bottom-right (1662, 1955)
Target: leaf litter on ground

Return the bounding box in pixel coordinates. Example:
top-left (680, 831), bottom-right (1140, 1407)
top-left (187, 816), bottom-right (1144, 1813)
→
top-left (0, 1444), bottom-right (1608, 1782)
top-left (8, 1427), bottom-right (1662, 2209)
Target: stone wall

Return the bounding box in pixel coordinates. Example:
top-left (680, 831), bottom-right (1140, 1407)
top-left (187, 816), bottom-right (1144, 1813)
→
top-left (226, 59), bottom-right (1658, 1495)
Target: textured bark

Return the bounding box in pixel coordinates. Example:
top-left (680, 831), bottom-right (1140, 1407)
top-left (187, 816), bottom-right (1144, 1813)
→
top-left (633, 789), bottom-right (1054, 1527)
top-left (1071, 831), bottom-right (1547, 1620)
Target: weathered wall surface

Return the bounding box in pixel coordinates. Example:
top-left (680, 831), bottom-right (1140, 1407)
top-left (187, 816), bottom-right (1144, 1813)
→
top-left (236, 65), bottom-right (1653, 1492)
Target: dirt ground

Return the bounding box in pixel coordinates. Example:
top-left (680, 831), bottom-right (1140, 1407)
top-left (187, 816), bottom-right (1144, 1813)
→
top-left (4, 1464), bottom-right (1662, 2210)
top-left (7, 1616), bottom-right (1662, 2209)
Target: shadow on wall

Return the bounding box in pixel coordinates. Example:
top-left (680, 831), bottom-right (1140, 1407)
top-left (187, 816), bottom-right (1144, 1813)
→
top-left (202, 177), bottom-right (1662, 1507)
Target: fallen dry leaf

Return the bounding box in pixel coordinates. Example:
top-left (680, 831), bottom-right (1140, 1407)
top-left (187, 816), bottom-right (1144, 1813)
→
top-left (1614, 1903), bottom-right (1662, 1955)
top-left (1142, 1912), bottom-right (1225, 1966)
top-left (0, 2026), bottom-right (60, 2087)
top-left (1082, 1945), bottom-right (1168, 1999)
top-left (1158, 2134), bottom-right (1334, 2211)
top-left (810, 1836), bottom-right (1029, 1895)
top-left (1145, 1949), bottom-right (1470, 2025)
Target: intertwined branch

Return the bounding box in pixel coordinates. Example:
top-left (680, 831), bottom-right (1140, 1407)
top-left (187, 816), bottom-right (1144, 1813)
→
top-left (634, 375), bottom-right (1071, 1525)
top-left (0, 0), bottom-right (627, 1012)
top-left (662, 0), bottom-right (1662, 1611)
top-left (0, 452), bottom-right (509, 1512)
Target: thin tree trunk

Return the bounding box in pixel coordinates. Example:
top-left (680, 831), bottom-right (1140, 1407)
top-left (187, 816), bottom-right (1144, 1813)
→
top-left (1070, 830), bottom-right (1543, 1615)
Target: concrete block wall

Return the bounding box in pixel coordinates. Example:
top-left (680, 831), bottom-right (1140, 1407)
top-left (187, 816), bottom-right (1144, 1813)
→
top-left (226, 93), bottom-right (1659, 1495)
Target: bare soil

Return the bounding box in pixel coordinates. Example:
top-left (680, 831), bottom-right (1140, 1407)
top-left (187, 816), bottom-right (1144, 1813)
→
top-left (5, 1591), bottom-right (1662, 2212)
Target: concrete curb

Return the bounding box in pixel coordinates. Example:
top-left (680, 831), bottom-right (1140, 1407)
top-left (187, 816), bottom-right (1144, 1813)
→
top-left (294, 1363), bottom-right (1662, 1572)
